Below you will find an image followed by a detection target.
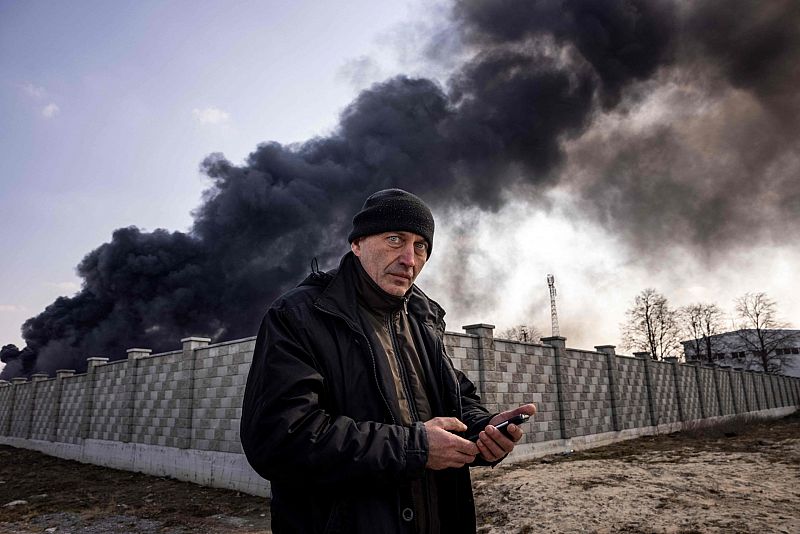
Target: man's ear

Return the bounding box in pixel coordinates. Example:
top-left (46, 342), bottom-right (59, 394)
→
top-left (351, 239), bottom-right (361, 257)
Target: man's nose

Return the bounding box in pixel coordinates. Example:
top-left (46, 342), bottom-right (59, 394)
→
top-left (398, 243), bottom-right (416, 267)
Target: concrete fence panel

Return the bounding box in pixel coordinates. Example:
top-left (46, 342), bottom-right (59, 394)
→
top-left (676, 365), bottom-right (702, 420)
top-left (563, 350), bottom-right (613, 437)
top-left (614, 357), bottom-right (651, 430)
top-left (650, 361), bottom-right (680, 425)
top-left (131, 350), bottom-right (187, 448)
top-left (491, 338), bottom-right (557, 444)
top-left (191, 338), bottom-right (253, 454)
top-left (10, 380), bottom-right (34, 438)
top-left (698, 367), bottom-right (720, 417)
top-left (89, 360), bottom-right (131, 442)
top-left (0, 384), bottom-right (14, 434)
top-left (56, 374), bottom-right (88, 444)
top-left (30, 377), bottom-right (58, 441)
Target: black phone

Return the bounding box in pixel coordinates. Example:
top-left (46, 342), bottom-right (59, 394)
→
top-left (469, 413), bottom-right (530, 441)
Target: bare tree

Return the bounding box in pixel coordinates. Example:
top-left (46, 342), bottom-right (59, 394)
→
top-left (498, 324), bottom-right (542, 343)
top-left (621, 288), bottom-right (681, 360)
top-left (680, 303), bottom-right (725, 363)
top-left (734, 292), bottom-right (798, 374)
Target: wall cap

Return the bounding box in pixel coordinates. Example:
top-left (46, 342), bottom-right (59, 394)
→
top-left (180, 337), bottom-right (211, 343)
top-left (86, 357), bottom-right (109, 368)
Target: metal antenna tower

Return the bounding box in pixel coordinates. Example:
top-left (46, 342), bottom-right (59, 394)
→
top-left (547, 274), bottom-right (560, 337)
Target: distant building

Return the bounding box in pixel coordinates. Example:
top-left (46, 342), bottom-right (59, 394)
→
top-left (681, 329), bottom-right (800, 377)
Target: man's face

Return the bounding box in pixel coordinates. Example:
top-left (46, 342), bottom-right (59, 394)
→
top-left (351, 231), bottom-right (428, 297)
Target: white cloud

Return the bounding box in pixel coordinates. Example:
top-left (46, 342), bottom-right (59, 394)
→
top-left (336, 56), bottom-right (384, 89)
top-left (192, 107), bottom-right (231, 124)
top-left (22, 82), bottom-right (46, 98)
top-left (42, 103), bottom-right (60, 118)
top-left (0, 304), bottom-right (24, 313)
top-left (47, 281), bottom-right (80, 293)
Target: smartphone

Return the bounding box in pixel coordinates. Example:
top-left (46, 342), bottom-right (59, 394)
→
top-left (469, 414), bottom-right (530, 441)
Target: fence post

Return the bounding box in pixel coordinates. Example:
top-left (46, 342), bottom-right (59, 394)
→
top-left (180, 337), bottom-right (210, 449)
top-left (463, 325), bottom-right (498, 415)
top-left (543, 336), bottom-right (570, 439)
top-left (634, 352), bottom-right (659, 427)
top-left (596, 345), bottom-right (621, 431)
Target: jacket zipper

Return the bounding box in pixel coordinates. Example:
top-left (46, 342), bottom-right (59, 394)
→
top-left (387, 311), bottom-right (421, 422)
top-left (390, 306), bottom-right (432, 531)
top-left (314, 302), bottom-right (397, 425)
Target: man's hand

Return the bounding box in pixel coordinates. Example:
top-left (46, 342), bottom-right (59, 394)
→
top-left (476, 404), bottom-right (537, 463)
top-left (424, 417), bottom-right (479, 470)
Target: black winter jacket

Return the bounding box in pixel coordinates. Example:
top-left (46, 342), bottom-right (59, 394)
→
top-left (241, 252), bottom-right (494, 533)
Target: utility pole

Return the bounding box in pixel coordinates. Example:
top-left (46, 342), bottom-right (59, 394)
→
top-left (547, 274), bottom-right (560, 337)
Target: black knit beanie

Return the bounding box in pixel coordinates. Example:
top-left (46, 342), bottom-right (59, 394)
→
top-left (348, 189), bottom-right (434, 257)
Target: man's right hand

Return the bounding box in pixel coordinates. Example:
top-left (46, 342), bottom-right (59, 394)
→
top-left (423, 417), bottom-right (479, 470)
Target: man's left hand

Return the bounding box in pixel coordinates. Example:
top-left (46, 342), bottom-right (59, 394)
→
top-left (476, 404), bottom-right (537, 463)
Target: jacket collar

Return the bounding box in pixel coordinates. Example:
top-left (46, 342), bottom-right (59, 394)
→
top-left (310, 252), bottom-right (446, 332)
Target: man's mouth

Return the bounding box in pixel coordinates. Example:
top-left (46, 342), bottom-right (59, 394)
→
top-left (388, 273), bottom-right (412, 281)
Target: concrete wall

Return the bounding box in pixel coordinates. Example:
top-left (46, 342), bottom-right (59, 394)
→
top-left (1, 326), bottom-right (799, 498)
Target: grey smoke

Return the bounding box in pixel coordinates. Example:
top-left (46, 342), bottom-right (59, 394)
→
top-left (568, 0), bottom-right (800, 257)
top-left (3, 0), bottom-right (797, 378)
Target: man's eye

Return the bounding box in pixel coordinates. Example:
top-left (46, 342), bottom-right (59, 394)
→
top-left (415, 242), bottom-right (427, 250)
top-left (387, 236), bottom-right (400, 244)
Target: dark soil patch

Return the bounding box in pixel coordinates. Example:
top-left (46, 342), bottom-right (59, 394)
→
top-left (0, 448), bottom-right (270, 533)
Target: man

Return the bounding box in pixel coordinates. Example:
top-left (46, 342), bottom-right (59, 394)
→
top-left (241, 189), bottom-right (536, 533)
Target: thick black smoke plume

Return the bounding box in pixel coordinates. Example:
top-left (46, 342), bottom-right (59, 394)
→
top-left (3, 0), bottom-right (798, 378)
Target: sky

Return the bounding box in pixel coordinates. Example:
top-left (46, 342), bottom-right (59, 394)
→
top-left (1, 0), bottom-right (799, 375)
top-left (0, 0), bottom-right (414, 348)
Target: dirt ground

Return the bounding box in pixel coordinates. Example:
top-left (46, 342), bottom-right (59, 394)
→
top-left (1, 412), bottom-right (798, 533)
